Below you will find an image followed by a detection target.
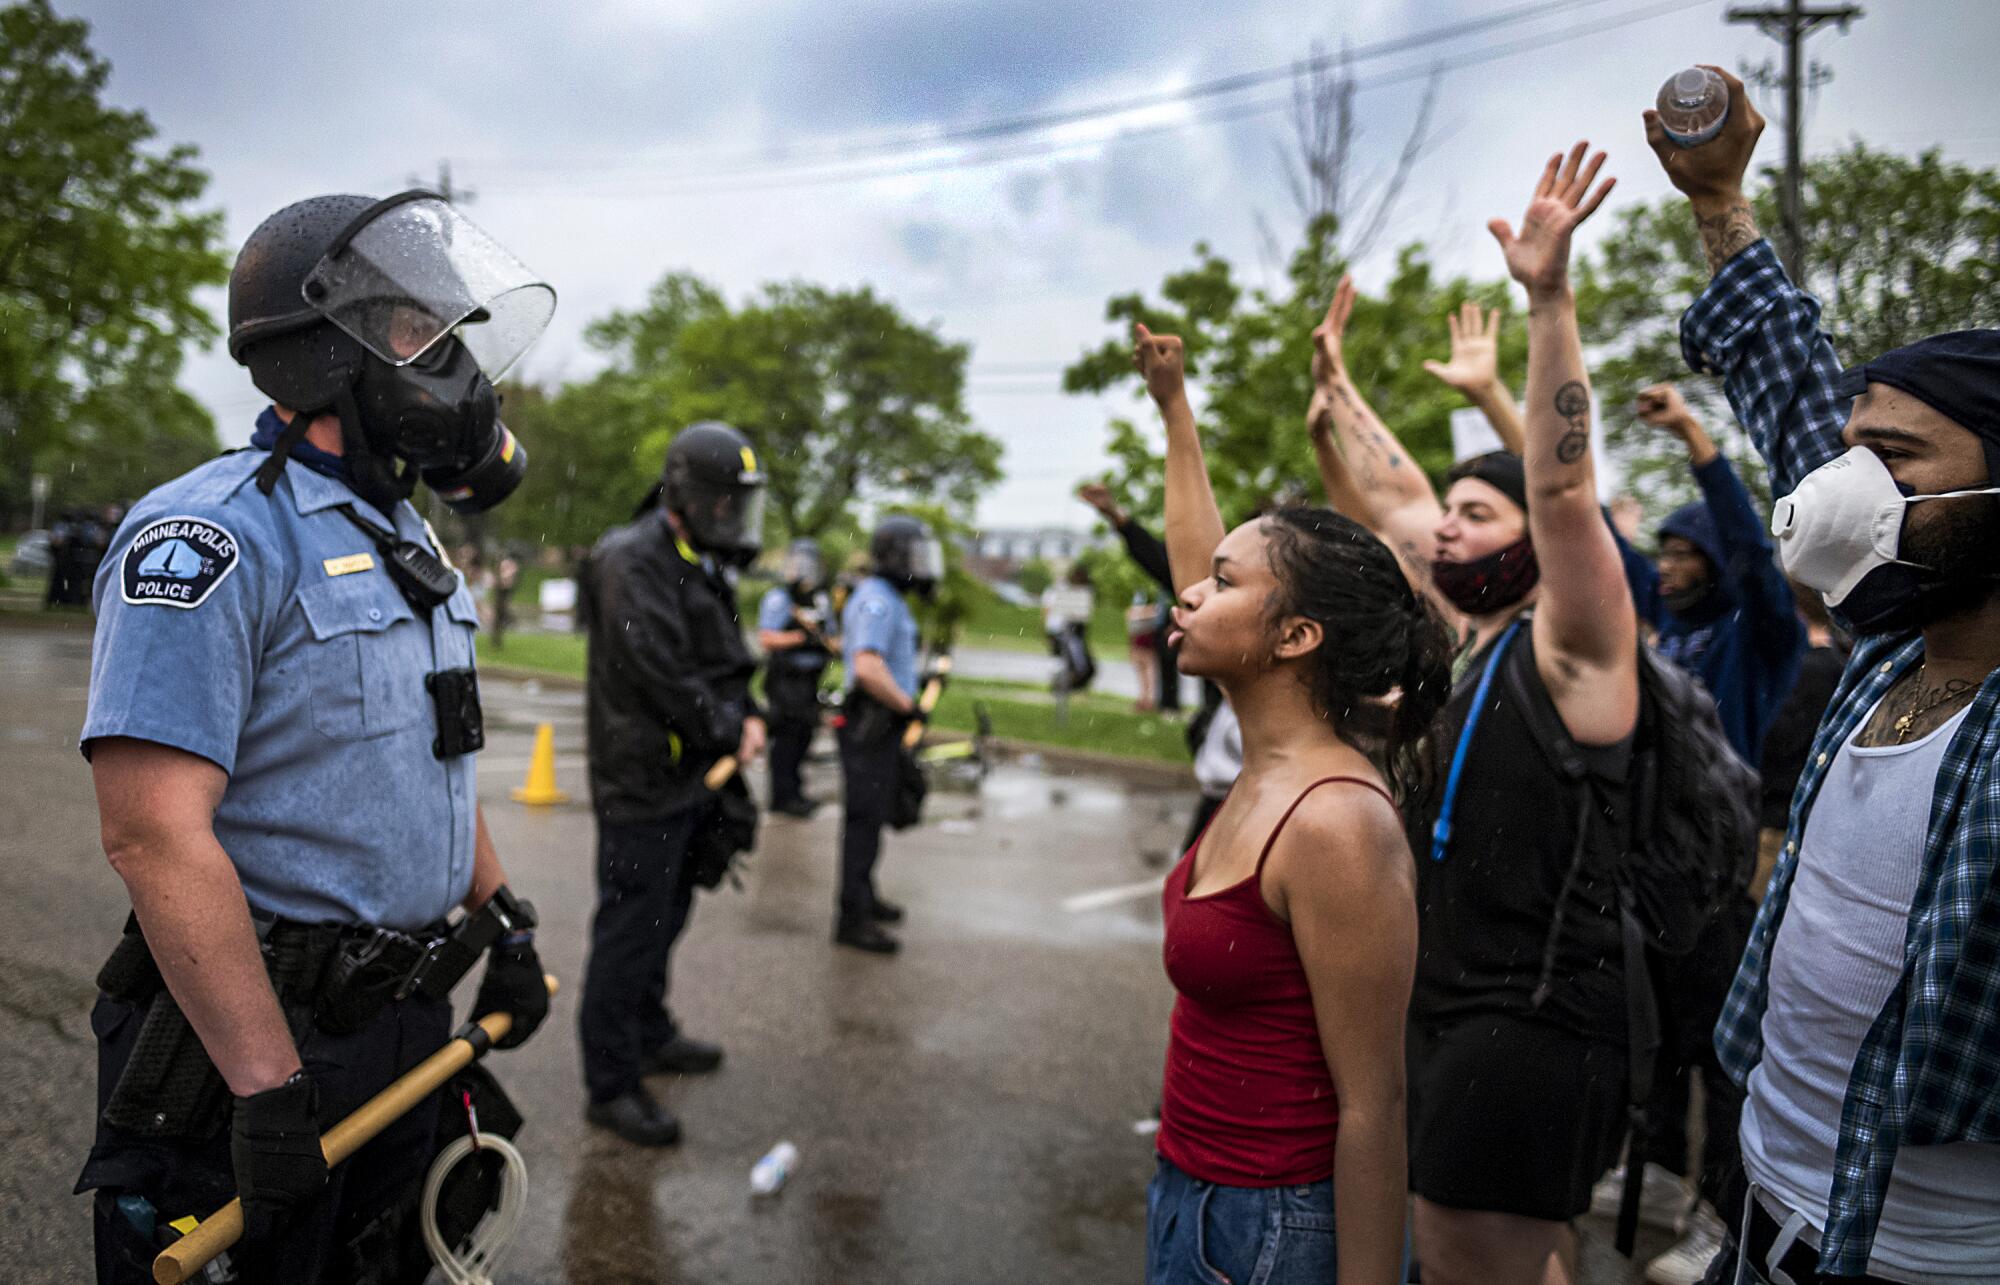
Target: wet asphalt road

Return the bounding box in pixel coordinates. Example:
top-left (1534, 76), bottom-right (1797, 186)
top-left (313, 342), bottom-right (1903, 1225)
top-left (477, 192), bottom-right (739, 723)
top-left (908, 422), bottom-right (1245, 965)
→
top-left (0, 620), bottom-right (1660, 1283)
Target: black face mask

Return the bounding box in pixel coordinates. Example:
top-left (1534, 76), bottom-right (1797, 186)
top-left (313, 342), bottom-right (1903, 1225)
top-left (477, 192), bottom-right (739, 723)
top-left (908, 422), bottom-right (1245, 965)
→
top-left (345, 338), bottom-right (525, 516)
top-left (1430, 536), bottom-right (1540, 616)
top-left (1662, 578), bottom-right (1724, 620)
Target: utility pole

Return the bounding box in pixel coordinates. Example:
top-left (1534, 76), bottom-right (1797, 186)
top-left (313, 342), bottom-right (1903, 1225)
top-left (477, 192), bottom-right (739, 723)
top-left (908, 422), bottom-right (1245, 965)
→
top-left (407, 159), bottom-right (474, 207)
top-left (1726, 0), bottom-right (1861, 282)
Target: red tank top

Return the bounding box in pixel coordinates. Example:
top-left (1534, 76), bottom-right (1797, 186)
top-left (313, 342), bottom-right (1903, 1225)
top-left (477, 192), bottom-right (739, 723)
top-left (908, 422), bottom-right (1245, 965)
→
top-left (1157, 775), bottom-right (1392, 1187)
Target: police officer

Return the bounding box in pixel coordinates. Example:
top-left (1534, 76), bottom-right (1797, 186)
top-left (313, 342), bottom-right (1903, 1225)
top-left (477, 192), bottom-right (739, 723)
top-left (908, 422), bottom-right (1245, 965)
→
top-left (77, 191), bottom-right (554, 1283)
top-left (577, 421), bottom-right (767, 1146)
top-left (757, 538), bottom-right (836, 818)
top-left (835, 515), bottom-right (942, 954)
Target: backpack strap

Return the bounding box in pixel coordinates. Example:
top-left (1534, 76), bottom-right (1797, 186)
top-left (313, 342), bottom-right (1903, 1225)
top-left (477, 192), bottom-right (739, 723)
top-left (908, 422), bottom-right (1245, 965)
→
top-left (1428, 618), bottom-right (1525, 863)
top-left (1502, 635), bottom-right (1661, 1259)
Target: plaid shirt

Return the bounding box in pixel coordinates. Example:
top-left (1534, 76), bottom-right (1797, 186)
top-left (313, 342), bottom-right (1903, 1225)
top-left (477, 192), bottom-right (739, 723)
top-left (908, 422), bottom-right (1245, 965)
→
top-left (1683, 238), bottom-right (2000, 1275)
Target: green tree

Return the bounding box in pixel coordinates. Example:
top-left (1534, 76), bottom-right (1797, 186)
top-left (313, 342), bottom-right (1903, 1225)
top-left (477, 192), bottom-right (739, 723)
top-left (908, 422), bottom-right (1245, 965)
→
top-left (577, 271), bottom-right (1002, 540)
top-left (1065, 216), bottom-right (1524, 525)
top-left (1577, 143), bottom-right (2000, 514)
top-left (0, 0), bottom-right (227, 525)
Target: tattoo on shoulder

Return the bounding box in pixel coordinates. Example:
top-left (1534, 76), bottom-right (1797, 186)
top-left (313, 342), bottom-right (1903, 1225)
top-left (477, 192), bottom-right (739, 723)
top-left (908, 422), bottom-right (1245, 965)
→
top-left (1695, 201), bottom-right (1760, 275)
top-left (1553, 380), bottom-right (1590, 464)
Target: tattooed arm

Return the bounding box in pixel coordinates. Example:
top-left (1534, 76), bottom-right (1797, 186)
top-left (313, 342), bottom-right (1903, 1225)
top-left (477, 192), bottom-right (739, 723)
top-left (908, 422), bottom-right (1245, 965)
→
top-left (1309, 277), bottom-right (1446, 583)
top-left (1491, 142), bottom-right (1638, 745)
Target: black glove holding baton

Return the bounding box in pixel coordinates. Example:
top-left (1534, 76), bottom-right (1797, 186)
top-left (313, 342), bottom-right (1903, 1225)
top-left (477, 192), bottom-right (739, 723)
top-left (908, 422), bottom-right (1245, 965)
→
top-left (473, 930), bottom-right (550, 1051)
top-left (230, 1071), bottom-right (328, 1262)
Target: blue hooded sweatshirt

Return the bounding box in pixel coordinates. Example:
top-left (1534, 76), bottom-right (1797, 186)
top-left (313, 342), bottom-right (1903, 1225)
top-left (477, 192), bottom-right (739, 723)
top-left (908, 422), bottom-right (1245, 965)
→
top-left (1651, 452), bottom-right (1804, 764)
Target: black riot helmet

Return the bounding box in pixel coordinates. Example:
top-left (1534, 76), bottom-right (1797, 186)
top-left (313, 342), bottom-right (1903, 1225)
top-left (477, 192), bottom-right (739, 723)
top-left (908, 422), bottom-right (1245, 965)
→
top-left (870, 515), bottom-right (945, 599)
top-left (227, 190), bottom-right (554, 516)
top-left (782, 538), bottom-right (825, 592)
top-left (661, 422), bottom-right (767, 567)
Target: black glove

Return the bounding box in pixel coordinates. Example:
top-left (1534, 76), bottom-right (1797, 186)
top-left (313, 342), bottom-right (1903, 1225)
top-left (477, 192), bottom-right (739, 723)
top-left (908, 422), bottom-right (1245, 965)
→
top-left (472, 936), bottom-right (548, 1050)
top-left (231, 1073), bottom-right (327, 1255)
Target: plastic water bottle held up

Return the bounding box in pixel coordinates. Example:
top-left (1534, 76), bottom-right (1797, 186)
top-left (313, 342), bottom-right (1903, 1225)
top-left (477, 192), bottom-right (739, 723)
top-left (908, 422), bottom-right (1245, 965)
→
top-left (750, 1141), bottom-right (800, 1196)
top-left (1656, 67), bottom-right (1730, 148)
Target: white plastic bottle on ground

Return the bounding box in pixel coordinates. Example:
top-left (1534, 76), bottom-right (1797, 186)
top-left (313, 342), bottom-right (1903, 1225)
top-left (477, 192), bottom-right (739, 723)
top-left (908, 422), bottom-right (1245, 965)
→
top-left (750, 1141), bottom-right (800, 1196)
top-left (1655, 67), bottom-right (1729, 148)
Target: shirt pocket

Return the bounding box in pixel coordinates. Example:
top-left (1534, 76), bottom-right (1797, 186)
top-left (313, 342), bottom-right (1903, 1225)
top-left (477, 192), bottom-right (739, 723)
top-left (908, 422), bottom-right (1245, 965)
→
top-left (297, 579), bottom-right (427, 740)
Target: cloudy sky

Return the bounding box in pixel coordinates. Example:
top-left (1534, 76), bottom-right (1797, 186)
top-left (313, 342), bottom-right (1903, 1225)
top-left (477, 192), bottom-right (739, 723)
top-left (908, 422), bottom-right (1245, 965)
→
top-left (58, 0), bottom-right (2000, 529)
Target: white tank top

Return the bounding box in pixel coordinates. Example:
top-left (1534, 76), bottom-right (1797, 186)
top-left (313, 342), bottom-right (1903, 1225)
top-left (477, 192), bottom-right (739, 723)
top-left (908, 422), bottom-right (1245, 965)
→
top-left (1740, 700), bottom-right (2000, 1281)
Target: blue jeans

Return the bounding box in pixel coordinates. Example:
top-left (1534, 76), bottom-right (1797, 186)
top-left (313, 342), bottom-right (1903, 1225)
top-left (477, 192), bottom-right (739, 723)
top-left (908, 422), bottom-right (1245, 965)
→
top-left (1145, 1156), bottom-right (1337, 1285)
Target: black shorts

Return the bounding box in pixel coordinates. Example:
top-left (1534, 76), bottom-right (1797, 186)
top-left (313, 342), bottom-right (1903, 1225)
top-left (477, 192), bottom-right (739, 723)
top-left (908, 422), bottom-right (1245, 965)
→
top-left (1408, 1011), bottom-right (1628, 1221)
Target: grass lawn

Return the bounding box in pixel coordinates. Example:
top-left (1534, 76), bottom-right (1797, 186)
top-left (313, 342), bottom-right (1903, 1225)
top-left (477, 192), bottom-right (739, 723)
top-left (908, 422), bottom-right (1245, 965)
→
top-left (474, 632), bottom-right (1188, 765)
top-left (477, 630), bottom-right (586, 679)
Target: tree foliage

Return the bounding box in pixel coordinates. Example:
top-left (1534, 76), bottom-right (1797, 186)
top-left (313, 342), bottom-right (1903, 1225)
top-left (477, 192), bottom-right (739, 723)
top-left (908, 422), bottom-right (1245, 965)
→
top-left (1065, 215), bottom-right (1523, 527)
top-left (0, 0), bottom-right (227, 524)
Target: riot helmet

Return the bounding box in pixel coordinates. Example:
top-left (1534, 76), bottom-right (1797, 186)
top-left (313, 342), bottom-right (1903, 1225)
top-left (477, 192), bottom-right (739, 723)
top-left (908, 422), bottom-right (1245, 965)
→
top-left (661, 422), bottom-right (767, 567)
top-left (227, 190), bottom-right (554, 516)
top-left (870, 515), bottom-right (944, 599)
top-left (782, 538), bottom-right (825, 592)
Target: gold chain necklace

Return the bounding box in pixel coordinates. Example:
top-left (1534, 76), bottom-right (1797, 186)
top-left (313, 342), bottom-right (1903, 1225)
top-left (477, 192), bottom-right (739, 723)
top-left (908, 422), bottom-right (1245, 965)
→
top-left (1893, 664), bottom-right (1967, 743)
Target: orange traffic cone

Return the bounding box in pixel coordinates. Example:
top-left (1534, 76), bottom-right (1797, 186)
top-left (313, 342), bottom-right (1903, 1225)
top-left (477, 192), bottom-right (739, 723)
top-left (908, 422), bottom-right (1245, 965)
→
top-left (510, 722), bottom-right (569, 805)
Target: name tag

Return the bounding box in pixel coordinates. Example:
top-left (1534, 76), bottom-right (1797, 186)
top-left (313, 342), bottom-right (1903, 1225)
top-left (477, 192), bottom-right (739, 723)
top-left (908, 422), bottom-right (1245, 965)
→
top-left (323, 552), bottom-right (376, 577)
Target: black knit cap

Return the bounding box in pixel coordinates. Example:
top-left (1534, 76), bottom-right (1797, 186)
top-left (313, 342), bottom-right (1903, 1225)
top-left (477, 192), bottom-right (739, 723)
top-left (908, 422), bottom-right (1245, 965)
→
top-left (1445, 450), bottom-right (1528, 514)
top-left (1837, 329), bottom-right (2000, 485)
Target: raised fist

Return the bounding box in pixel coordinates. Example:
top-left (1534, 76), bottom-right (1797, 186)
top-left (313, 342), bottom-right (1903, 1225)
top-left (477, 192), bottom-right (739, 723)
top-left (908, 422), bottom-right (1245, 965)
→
top-left (1634, 382), bottom-right (1693, 430)
top-left (1643, 65), bottom-right (1766, 204)
top-left (1132, 323), bottom-right (1187, 406)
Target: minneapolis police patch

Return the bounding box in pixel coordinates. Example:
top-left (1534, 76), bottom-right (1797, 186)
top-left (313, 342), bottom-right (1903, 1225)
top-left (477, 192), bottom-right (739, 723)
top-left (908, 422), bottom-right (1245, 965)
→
top-left (120, 515), bottom-right (240, 609)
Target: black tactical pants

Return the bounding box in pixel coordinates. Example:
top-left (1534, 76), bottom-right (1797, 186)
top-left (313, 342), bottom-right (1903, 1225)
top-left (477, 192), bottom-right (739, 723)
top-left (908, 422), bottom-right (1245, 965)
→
top-left (837, 725), bottom-right (900, 925)
top-left (578, 808), bottom-right (700, 1104)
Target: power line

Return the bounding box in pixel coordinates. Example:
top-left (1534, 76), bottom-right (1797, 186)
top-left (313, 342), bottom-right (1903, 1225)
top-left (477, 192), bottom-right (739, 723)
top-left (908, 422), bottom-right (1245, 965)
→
top-left (465, 0), bottom-right (1628, 181)
top-left (471, 0), bottom-right (1706, 198)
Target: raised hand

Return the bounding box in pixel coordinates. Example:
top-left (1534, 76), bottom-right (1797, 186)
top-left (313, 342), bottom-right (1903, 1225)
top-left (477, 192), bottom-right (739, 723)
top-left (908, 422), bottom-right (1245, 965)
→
top-left (1635, 381), bottom-right (1716, 464)
top-left (1489, 142), bottom-right (1615, 297)
top-left (1133, 323), bottom-right (1187, 407)
top-left (1643, 65), bottom-right (1765, 204)
top-left (1076, 482), bottom-right (1126, 523)
top-left (1311, 276), bottom-right (1356, 388)
top-left (1635, 382), bottom-right (1693, 431)
top-left (1421, 301), bottom-right (1503, 396)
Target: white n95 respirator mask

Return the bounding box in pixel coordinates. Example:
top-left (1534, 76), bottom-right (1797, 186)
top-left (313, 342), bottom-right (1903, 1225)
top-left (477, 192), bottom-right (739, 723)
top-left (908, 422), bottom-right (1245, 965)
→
top-left (1770, 445), bottom-right (2000, 634)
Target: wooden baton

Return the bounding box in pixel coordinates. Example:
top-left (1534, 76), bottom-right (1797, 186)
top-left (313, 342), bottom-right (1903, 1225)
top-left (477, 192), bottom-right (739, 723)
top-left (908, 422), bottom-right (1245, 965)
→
top-left (703, 756), bottom-right (739, 790)
top-left (152, 974), bottom-right (559, 1285)
top-left (900, 655), bottom-right (953, 749)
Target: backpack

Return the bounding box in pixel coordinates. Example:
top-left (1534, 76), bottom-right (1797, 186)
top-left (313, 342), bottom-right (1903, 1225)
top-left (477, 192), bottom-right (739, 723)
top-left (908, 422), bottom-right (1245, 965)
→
top-left (1498, 632), bottom-right (1759, 958)
top-left (1497, 630), bottom-right (1759, 1256)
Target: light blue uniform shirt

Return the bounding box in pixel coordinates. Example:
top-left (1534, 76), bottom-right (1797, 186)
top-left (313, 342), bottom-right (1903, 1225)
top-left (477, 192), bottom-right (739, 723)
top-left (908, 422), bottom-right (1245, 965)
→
top-left (841, 575), bottom-right (918, 699)
top-left (758, 586), bottom-right (832, 673)
top-left (81, 449), bottom-right (482, 931)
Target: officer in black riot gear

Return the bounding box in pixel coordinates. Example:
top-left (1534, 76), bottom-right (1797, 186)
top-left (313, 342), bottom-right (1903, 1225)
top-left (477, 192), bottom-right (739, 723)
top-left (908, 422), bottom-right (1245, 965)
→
top-left (577, 421), bottom-right (768, 1145)
top-left (77, 191), bottom-right (553, 1283)
top-left (834, 515), bottom-right (942, 954)
top-left (757, 539), bottom-right (838, 817)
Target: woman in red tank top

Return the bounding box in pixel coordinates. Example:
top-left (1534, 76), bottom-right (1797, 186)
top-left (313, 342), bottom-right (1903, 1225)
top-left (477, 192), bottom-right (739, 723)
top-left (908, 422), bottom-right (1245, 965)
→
top-left (1131, 321), bottom-right (1455, 1284)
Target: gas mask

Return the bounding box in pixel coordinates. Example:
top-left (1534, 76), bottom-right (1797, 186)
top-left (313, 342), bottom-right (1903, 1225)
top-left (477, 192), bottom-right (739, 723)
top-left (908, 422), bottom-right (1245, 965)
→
top-left (1771, 445), bottom-right (2000, 634)
top-left (300, 194), bottom-right (554, 515)
top-left (1430, 536), bottom-right (1540, 617)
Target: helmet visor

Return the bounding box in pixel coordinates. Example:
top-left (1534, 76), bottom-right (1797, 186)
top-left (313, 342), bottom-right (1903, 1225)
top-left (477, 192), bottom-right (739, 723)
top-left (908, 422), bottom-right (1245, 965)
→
top-left (783, 543), bottom-right (824, 587)
top-left (911, 536), bottom-right (946, 584)
top-left (692, 484), bottom-right (767, 557)
top-left (302, 196), bottom-right (555, 378)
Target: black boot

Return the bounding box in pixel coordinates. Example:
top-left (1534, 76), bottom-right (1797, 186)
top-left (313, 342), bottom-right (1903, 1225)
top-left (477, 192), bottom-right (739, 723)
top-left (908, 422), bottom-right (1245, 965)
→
top-left (834, 919), bottom-right (900, 954)
top-left (868, 897), bottom-right (905, 924)
top-left (585, 1087), bottom-right (682, 1146)
top-left (643, 1033), bottom-right (724, 1075)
